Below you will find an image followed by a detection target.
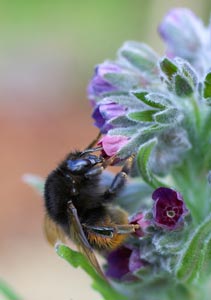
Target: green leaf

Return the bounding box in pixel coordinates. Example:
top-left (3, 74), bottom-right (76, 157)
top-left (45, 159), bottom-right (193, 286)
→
top-left (137, 139), bottom-right (167, 188)
top-left (0, 280), bottom-right (22, 300)
top-left (128, 110), bottom-right (156, 122)
top-left (109, 115), bottom-right (137, 128)
top-left (56, 244), bottom-right (126, 300)
top-left (176, 214), bottom-right (211, 283)
top-left (121, 50), bottom-right (155, 73)
top-left (154, 108), bottom-right (182, 124)
top-left (153, 230), bottom-right (187, 255)
top-left (119, 42), bottom-right (158, 74)
top-left (180, 60), bottom-right (197, 88)
top-left (22, 173), bottom-right (44, 195)
top-left (160, 58), bottom-right (178, 80)
top-left (105, 95), bottom-right (142, 110)
top-left (203, 72), bottom-right (211, 99)
top-left (104, 72), bottom-right (140, 90)
top-left (132, 91), bottom-right (167, 109)
top-left (174, 74), bottom-right (193, 97)
top-left (116, 124), bottom-right (166, 158)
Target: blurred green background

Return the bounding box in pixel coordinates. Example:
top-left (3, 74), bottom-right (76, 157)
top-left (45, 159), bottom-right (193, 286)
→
top-left (0, 1), bottom-right (210, 300)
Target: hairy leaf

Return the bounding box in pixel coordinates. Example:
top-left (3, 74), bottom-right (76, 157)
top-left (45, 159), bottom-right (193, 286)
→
top-left (154, 108), bottom-right (182, 124)
top-left (22, 173), bottom-right (44, 195)
top-left (128, 110), bottom-right (156, 122)
top-left (160, 57), bottom-right (178, 80)
top-left (176, 214), bottom-right (211, 283)
top-left (56, 244), bottom-right (126, 300)
top-left (132, 91), bottom-right (167, 109)
top-left (137, 139), bottom-right (167, 188)
top-left (203, 72), bottom-right (211, 100)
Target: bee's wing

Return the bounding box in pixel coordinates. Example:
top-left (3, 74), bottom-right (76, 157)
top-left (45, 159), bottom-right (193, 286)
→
top-left (44, 214), bottom-right (66, 246)
top-left (68, 201), bottom-right (106, 280)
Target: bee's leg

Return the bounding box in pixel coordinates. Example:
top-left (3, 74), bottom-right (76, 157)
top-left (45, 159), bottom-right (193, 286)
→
top-left (103, 154), bottom-right (135, 201)
top-left (83, 224), bottom-right (140, 237)
top-left (84, 166), bottom-right (104, 178)
top-left (77, 132), bottom-right (102, 157)
top-left (114, 224), bottom-right (140, 234)
top-left (79, 146), bottom-right (103, 157)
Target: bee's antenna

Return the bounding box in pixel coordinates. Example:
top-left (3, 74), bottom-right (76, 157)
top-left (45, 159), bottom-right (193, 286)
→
top-left (85, 131), bottom-right (102, 150)
top-left (79, 146), bottom-right (103, 156)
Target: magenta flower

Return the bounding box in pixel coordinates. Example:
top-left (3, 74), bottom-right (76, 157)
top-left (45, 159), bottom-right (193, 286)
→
top-left (87, 62), bottom-right (122, 99)
top-left (98, 135), bottom-right (129, 158)
top-left (129, 212), bottom-right (151, 237)
top-left (106, 246), bottom-right (144, 280)
top-left (92, 100), bottom-right (126, 133)
top-left (159, 8), bottom-right (207, 60)
top-left (152, 187), bottom-right (189, 230)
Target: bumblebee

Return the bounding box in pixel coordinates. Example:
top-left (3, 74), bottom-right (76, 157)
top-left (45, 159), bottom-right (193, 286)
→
top-left (44, 136), bottom-right (139, 279)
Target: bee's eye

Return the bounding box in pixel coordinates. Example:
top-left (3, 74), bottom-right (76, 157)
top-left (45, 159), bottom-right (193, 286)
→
top-left (67, 159), bottom-right (92, 174)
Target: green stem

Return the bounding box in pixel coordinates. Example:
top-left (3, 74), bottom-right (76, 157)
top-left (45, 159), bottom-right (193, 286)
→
top-left (0, 280), bottom-right (22, 300)
top-left (190, 95), bottom-right (201, 130)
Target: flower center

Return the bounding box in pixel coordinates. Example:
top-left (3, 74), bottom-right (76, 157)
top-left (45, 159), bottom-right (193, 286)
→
top-left (166, 210), bottom-right (176, 218)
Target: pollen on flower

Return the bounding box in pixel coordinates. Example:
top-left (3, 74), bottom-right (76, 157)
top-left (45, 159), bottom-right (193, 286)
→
top-left (129, 211), bottom-right (151, 237)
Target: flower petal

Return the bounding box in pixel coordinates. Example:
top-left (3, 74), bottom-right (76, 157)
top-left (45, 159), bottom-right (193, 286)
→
top-left (129, 211), bottom-right (151, 237)
top-left (98, 135), bottom-right (129, 157)
top-left (92, 100), bottom-right (126, 133)
top-left (128, 248), bottom-right (143, 273)
top-left (88, 62), bottom-right (122, 99)
top-left (159, 8), bottom-right (207, 60)
top-left (106, 246), bottom-right (131, 280)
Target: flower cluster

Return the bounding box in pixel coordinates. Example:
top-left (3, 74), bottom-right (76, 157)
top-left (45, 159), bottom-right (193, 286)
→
top-left (87, 8), bottom-right (211, 175)
top-left (106, 187), bottom-right (189, 281)
top-left (85, 7), bottom-right (211, 300)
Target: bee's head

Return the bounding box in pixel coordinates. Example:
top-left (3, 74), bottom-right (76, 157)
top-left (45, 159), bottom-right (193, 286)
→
top-left (65, 152), bottom-right (103, 176)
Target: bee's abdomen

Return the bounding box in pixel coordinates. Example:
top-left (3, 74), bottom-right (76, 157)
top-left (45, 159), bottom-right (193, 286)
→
top-left (44, 171), bottom-right (70, 227)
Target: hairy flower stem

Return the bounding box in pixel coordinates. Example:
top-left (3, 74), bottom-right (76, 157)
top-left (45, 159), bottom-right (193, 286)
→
top-left (190, 95), bottom-right (201, 131)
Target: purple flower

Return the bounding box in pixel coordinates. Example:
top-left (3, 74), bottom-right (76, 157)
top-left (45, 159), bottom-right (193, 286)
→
top-left (92, 100), bottom-right (126, 133)
top-left (159, 8), bottom-right (207, 60)
top-left (87, 62), bottom-right (122, 99)
top-left (128, 248), bottom-right (143, 273)
top-left (129, 212), bottom-right (151, 237)
top-left (106, 246), bottom-right (143, 280)
top-left (98, 135), bottom-right (129, 158)
top-left (152, 187), bottom-right (189, 230)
